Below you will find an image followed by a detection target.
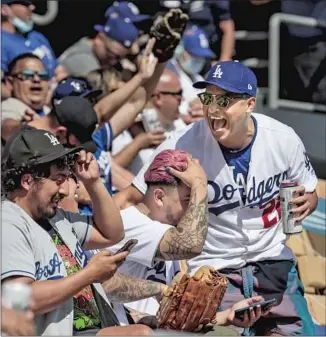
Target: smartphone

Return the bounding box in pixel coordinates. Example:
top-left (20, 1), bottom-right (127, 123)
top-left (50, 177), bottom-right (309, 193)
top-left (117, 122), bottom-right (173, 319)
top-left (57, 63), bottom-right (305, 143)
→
top-left (234, 298), bottom-right (277, 319)
top-left (115, 239), bottom-right (138, 255)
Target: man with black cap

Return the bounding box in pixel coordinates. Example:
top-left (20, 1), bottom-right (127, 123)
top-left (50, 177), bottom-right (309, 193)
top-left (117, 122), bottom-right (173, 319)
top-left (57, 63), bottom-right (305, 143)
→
top-left (1, 127), bottom-right (155, 336)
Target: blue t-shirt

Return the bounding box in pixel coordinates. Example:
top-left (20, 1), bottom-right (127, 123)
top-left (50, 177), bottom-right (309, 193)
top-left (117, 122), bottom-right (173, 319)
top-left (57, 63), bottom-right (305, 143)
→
top-left (1, 30), bottom-right (58, 78)
top-left (220, 116), bottom-right (257, 204)
top-left (79, 122), bottom-right (114, 216)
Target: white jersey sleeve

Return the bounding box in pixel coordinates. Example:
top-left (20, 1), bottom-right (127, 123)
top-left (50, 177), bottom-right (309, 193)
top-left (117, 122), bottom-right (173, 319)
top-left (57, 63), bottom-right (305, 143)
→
top-left (108, 207), bottom-right (173, 268)
top-left (288, 131), bottom-right (318, 192)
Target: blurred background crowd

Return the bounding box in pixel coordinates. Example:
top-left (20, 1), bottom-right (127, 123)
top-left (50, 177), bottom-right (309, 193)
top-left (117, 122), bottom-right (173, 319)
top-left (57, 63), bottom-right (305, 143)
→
top-left (1, 0), bottom-right (325, 335)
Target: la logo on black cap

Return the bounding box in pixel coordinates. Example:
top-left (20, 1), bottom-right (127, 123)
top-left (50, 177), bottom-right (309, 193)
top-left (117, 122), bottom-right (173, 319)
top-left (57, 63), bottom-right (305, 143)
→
top-left (44, 132), bottom-right (60, 146)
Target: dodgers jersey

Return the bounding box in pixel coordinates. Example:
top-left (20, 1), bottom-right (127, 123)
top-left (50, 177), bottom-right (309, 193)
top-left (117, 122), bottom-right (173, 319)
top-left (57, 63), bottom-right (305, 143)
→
top-left (1, 30), bottom-right (58, 79)
top-left (132, 113), bottom-right (318, 273)
top-left (1, 200), bottom-right (116, 335)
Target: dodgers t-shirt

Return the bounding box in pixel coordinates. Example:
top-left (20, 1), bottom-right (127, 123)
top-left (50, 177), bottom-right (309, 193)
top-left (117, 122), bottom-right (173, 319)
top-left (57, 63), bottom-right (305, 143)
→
top-left (1, 30), bottom-right (58, 78)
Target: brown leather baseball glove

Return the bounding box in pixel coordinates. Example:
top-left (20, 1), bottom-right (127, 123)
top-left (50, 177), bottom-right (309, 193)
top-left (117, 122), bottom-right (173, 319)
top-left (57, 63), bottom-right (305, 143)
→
top-left (156, 266), bottom-right (229, 332)
top-left (150, 9), bottom-right (189, 63)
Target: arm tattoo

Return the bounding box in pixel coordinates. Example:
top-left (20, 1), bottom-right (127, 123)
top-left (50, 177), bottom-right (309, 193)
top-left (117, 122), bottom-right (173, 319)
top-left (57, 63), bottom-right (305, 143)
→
top-left (102, 272), bottom-right (165, 303)
top-left (156, 180), bottom-right (208, 260)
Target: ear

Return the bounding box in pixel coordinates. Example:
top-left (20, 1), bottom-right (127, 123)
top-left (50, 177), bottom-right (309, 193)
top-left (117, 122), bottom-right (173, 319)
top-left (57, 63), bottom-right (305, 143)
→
top-left (246, 97), bottom-right (256, 114)
top-left (153, 188), bottom-right (165, 208)
top-left (1, 5), bottom-right (12, 18)
top-left (152, 93), bottom-right (162, 108)
top-left (55, 126), bottom-right (67, 143)
top-left (21, 173), bottom-right (35, 191)
top-left (5, 76), bottom-right (14, 91)
top-left (68, 133), bottom-right (79, 146)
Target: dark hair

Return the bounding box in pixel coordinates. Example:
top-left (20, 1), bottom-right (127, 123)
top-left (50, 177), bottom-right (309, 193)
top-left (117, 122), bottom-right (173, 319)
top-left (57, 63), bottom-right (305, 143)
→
top-left (1, 155), bottom-right (75, 195)
top-left (7, 53), bottom-right (43, 75)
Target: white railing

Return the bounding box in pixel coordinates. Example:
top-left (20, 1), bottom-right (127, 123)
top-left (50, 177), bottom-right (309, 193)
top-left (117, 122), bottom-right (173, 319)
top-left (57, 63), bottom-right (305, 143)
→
top-left (268, 13), bottom-right (326, 112)
top-left (32, 1), bottom-right (59, 26)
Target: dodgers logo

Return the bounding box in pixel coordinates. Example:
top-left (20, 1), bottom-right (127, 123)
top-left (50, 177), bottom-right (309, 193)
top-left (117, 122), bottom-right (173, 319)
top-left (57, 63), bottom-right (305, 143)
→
top-left (35, 253), bottom-right (62, 280)
top-left (208, 170), bottom-right (289, 217)
top-left (212, 65), bottom-right (223, 79)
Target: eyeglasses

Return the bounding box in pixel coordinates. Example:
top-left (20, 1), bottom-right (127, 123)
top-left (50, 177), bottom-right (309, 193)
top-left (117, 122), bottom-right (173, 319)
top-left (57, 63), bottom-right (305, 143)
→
top-left (11, 70), bottom-right (49, 81)
top-left (159, 89), bottom-right (183, 98)
top-left (197, 92), bottom-right (250, 108)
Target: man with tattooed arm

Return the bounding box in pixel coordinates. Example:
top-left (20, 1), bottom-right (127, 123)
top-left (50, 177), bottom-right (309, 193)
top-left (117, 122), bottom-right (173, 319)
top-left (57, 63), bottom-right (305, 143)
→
top-left (94, 150), bottom-right (266, 332)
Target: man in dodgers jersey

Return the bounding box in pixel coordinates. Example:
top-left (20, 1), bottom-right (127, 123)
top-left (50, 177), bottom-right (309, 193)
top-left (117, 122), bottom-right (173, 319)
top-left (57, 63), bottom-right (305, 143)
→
top-left (1, 128), bottom-right (154, 336)
top-left (106, 149), bottom-right (270, 332)
top-left (114, 61), bottom-right (318, 335)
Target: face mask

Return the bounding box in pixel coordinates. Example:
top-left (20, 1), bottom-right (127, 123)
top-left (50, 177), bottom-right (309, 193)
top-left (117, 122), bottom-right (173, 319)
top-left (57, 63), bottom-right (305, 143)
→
top-left (181, 56), bottom-right (206, 75)
top-left (10, 17), bottom-right (34, 33)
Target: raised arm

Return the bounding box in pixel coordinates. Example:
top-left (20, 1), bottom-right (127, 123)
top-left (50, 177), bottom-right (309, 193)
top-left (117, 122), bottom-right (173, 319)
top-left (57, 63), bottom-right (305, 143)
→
top-left (74, 151), bottom-right (124, 249)
top-left (109, 59), bottom-right (166, 138)
top-left (95, 38), bottom-right (159, 126)
top-left (156, 157), bottom-right (208, 260)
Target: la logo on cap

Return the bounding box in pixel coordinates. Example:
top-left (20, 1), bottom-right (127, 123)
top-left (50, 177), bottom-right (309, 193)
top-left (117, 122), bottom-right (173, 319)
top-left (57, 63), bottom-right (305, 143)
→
top-left (44, 132), bottom-right (60, 146)
top-left (212, 65), bottom-right (223, 79)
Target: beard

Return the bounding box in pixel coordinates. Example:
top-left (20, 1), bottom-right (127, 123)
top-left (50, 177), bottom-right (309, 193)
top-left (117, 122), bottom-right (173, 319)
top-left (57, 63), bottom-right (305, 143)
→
top-left (34, 192), bottom-right (64, 220)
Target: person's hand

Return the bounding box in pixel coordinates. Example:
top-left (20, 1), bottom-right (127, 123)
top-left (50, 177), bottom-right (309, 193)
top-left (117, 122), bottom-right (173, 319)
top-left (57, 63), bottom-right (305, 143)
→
top-left (225, 296), bottom-right (272, 328)
top-left (137, 38), bottom-right (158, 83)
top-left (156, 283), bottom-right (169, 303)
top-left (189, 97), bottom-right (204, 122)
top-left (166, 155), bottom-right (207, 188)
top-left (74, 151), bottom-right (100, 186)
top-left (22, 108), bottom-right (40, 122)
top-left (136, 129), bottom-right (166, 149)
top-left (86, 250), bottom-right (129, 283)
top-left (1, 306), bottom-right (35, 336)
top-left (290, 186), bottom-right (311, 222)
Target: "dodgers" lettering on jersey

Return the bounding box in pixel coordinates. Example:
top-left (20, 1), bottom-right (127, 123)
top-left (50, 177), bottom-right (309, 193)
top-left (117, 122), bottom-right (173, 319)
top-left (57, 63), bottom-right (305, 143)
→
top-left (35, 252), bottom-right (63, 280)
top-left (208, 170), bottom-right (288, 216)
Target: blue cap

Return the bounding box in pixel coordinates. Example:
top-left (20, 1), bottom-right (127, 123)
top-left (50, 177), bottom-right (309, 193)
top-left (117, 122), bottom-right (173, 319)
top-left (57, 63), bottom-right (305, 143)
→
top-left (53, 77), bottom-right (102, 103)
top-left (193, 61), bottom-right (257, 96)
top-left (182, 27), bottom-right (215, 59)
top-left (105, 1), bottom-right (150, 23)
top-left (94, 16), bottom-right (138, 48)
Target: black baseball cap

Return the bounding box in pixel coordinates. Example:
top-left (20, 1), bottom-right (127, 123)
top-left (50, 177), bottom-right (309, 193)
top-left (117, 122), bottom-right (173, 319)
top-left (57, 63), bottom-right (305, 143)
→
top-left (52, 96), bottom-right (98, 153)
top-left (2, 128), bottom-right (82, 170)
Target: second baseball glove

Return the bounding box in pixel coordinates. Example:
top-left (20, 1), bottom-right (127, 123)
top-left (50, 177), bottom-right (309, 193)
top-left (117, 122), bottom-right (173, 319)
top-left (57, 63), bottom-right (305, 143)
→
top-left (157, 266), bottom-right (229, 332)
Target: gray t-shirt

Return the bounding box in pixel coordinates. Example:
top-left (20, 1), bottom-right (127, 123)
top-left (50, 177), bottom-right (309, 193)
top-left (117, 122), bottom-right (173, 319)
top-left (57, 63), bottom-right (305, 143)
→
top-left (1, 199), bottom-right (116, 335)
top-left (59, 37), bottom-right (101, 77)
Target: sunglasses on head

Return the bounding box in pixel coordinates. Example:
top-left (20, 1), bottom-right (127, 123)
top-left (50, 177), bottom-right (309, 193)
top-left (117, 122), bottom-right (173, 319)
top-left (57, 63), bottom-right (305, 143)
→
top-left (159, 89), bottom-right (183, 98)
top-left (11, 70), bottom-right (49, 81)
top-left (197, 92), bottom-right (250, 108)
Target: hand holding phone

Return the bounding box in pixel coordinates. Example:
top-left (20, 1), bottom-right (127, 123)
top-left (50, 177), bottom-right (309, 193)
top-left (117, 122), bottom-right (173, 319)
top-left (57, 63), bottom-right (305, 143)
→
top-left (234, 298), bottom-right (277, 319)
